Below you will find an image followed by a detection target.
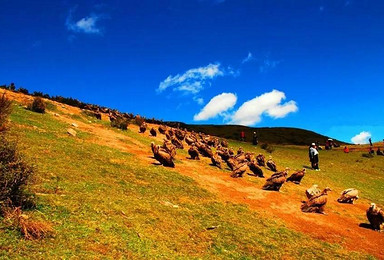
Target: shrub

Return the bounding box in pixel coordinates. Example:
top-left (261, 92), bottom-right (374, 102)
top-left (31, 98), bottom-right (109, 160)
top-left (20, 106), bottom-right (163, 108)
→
top-left (81, 110), bottom-right (101, 120)
top-left (111, 117), bottom-right (129, 130)
top-left (8, 83), bottom-right (16, 91)
top-left (0, 94), bottom-right (12, 131)
top-left (134, 115), bottom-right (145, 126)
top-left (29, 97), bottom-right (46, 113)
top-left (32, 91), bottom-right (44, 97)
top-left (0, 137), bottom-right (35, 210)
top-left (17, 87), bottom-right (29, 95)
top-left (261, 143), bottom-right (275, 153)
top-left (2, 207), bottom-right (53, 240)
top-left (362, 153), bottom-right (374, 158)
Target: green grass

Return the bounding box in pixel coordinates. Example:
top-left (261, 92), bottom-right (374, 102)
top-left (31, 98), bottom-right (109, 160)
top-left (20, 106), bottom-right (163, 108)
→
top-left (0, 103), bottom-right (378, 259)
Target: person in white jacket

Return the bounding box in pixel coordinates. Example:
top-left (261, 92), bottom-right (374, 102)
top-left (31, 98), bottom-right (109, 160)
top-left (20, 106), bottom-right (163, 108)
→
top-left (309, 143), bottom-right (320, 171)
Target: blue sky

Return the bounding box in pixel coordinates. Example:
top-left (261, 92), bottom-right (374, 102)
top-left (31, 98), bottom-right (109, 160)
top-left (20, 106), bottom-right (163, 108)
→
top-left (1, 0), bottom-right (383, 143)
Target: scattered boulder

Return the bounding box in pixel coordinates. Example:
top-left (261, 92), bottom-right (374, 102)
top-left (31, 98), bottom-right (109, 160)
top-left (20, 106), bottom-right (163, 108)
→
top-left (67, 128), bottom-right (77, 137)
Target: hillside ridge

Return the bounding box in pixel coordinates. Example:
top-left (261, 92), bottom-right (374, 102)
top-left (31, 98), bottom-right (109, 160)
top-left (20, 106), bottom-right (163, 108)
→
top-left (1, 89), bottom-right (383, 259)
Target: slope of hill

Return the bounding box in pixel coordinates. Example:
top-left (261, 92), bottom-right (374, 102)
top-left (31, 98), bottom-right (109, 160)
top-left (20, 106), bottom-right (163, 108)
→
top-left (0, 90), bottom-right (383, 259)
top-left (182, 124), bottom-right (347, 145)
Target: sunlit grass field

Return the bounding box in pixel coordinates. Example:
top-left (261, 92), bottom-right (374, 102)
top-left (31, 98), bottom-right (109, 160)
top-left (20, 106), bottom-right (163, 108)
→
top-left (0, 103), bottom-right (382, 259)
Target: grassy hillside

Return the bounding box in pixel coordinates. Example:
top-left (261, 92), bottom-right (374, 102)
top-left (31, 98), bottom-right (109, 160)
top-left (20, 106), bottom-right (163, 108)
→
top-left (183, 124), bottom-right (347, 145)
top-left (0, 95), bottom-right (383, 258)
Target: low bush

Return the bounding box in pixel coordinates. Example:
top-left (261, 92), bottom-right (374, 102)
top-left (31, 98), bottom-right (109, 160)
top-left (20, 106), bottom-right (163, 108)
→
top-left (17, 87), bottom-right (29, 95)
top-left (0, 93), bottom-right (12, 131)
top-left (111, 117), bottom-right (129, 130)
top-left (134, 115), bottom-right (145, 126)
top-left (2, 207), bottom-right (53, 240)
top-left (362, 153), bottom-right (374, 158)
top-left (29, 97), bottom-right (46, 113)
top-left (261, 143), bottom-right (275, 153)
top-left (0, 136), bottom-right (35, 210)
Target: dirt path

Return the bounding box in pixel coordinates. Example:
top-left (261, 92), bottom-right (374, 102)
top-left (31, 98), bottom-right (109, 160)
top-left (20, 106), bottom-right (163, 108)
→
top-left (5, 90), bottom-right (384, 259)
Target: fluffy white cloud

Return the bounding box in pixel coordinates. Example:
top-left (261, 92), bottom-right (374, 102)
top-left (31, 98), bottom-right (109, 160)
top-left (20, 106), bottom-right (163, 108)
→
top-left (351, 131), bottom-right (371, 144)
top-left (194, 93), bottom-right (237, 121)
top-left (229, 90), bottom-right (298, 125)
top-left (266, 100), bottom-right (298, 118)
top-left (66, 8), bottom-right (104, 35)
top-left (242, 52), bottom-right (253, 64)
top-left (158, 63), bottom-right (224, 94)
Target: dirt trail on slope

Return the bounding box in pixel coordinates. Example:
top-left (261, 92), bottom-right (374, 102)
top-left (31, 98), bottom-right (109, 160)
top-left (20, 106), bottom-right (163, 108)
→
top-left (5, 90), bottom-right (384, 259)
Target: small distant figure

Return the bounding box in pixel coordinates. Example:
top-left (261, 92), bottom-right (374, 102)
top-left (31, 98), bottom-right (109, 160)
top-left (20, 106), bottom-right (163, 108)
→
top-left (252, 131), bottom-right (258, 146)
top-left (369, 138), bottom-right (373, 147)
top-left (325, 139), bottom-right (334, 150)
top-left (369, 147), bottom-right (374, 154)
top-left (325, 140), bottom-right (330, 150)
top-left (343, 146), bottom-right (349, 153)
top-left (377, 148), bottom-right (384, 156)
top-left (309, 143), bottom-right (320, 171)
top-left (240, 131), bottom-right (245, 142)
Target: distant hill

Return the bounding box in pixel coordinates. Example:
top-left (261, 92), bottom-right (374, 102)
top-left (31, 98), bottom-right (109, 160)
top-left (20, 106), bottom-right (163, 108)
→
top-left (180, 124), bottom-right (347, 146)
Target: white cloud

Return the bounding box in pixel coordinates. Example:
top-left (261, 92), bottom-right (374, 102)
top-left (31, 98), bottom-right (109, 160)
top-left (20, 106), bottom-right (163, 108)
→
top-left (193, 96), bottom-right (204, 105)
top-left (266, 100), bottom-right (298, 118)
top-left (158, 63), bottom-right (225, 94)
top-left (194, 93), bottom-right (237, 121)
top-left (259, 59), bottom-right (281, 73)
top-left (66, 8), bottom-right (104, 35)
top-left (229, 90), bottom-right (298, 126)
top-left (74, 16), bottom-right (101, 34)
top-left (242, 52), bottom-right (253, 64)
top-left (351, 131), bottom-right (371, 144)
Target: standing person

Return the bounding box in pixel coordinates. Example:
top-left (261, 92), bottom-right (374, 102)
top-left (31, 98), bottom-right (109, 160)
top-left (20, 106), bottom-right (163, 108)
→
top-left (240, 131), bottom-right (245, 141)
top-left (309, 143), bottom-right (320, 171)
top-left (325, 140), bottom-right (330, 150)
top-left (252, 131), bottom-right (258, 145)
top-left (369, 138), bottom-right (373, 147)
